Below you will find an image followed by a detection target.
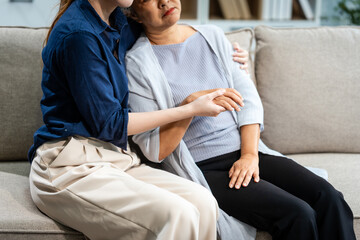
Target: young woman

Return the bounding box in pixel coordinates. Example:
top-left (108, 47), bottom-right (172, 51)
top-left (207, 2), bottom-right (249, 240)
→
top-left (126, 0), bottom-right (356, 240)
top-left (28, 0), bottom-right (250, 239)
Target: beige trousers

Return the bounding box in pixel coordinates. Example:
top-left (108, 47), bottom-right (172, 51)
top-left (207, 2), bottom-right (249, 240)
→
top-left (29, 136), bottom-right (218, 240)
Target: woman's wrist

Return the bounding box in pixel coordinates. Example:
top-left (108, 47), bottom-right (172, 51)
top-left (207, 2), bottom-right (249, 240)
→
top-left (240, 151), bottom-right (258, 158)
top-left (178, 102), bottom-right (196, 118)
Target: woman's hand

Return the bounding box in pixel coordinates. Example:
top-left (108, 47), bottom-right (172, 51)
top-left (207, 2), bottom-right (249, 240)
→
top-left (228, 153), bottom-right (260, 189)
top-left (187, 89), bottom-right (228, 117)
top-left (232, 42), bottom-right (249, 73)
top-left (183, 88), bottom-right (244, 112)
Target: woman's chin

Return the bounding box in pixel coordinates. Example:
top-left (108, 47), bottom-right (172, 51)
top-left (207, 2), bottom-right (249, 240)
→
top-left (163, 14), bottom-right (180, 26)
top-left (116, 0), bottom-right (134, 8)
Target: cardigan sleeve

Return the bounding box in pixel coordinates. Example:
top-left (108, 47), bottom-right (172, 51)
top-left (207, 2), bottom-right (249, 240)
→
top-left (125, 56), bottom-right (162, 163)
top-left (232, 63), bottom-right (265, 132)
top-left (214, 27), bottom-right (265, 132)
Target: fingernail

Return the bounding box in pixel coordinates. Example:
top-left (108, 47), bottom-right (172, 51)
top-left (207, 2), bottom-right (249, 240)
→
top-left (235, 184), bottom-right (240, 189)
top-left (229, 184), bottom-right (233, 188)
top-left (243, 183), bottom-right (247, 186)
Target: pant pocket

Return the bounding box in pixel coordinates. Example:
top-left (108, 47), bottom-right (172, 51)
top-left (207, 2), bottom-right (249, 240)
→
top-left (46, 136), bottom-right (138, 190)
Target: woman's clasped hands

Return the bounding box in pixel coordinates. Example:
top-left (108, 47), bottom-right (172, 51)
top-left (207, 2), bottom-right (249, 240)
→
top-left (183, 88), bottom-right (244, 116)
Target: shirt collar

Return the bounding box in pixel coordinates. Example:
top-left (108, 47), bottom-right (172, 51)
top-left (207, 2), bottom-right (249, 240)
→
top-left (77, 0), bottom-right (128, 34)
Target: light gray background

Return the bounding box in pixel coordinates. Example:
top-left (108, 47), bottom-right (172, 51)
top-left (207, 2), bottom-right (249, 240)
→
top-left (0, 0), bottom-right (352, 28)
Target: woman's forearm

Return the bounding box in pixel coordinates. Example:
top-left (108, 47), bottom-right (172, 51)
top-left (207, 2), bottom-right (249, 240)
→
top-left (159, 117), bottom-right (192, 160)
top-left (240, 124), bottom-right (260, 156)
top-left (158, 98), bottom-right (194, 160)
top-left (128, 89), bottom-right (228, 136)
top-left (127, 105), bottom-right (195, 136)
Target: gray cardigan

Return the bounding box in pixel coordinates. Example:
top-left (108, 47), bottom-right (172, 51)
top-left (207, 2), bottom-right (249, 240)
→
top-left (125, 24), bottom-right (326, 240)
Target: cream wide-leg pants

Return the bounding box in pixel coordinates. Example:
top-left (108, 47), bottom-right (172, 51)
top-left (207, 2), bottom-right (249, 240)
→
top-left (29, 136), bottom-right (218, 240)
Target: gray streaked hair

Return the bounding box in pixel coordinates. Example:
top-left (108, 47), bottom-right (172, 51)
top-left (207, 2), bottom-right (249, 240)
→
top-left (121, 7), bottom-right (135, 17)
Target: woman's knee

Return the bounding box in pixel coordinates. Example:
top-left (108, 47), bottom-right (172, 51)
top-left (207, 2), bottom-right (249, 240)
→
top-left (158, 194), bottom-right (200, 223)
top-left (151, 195), bottom-right (201, 239)
top-left (295, 201), bottom-right (317, 223)
top-left (186, 184), bottom-right (219, 220)
top-left (277, 201), bottom-right (318, 240)
top-left (282, 199), bottom-right (317, 229)
top-left (313, 180), bottom-right (354, 219)
top-left (313, 180), bottom-right (346, 207)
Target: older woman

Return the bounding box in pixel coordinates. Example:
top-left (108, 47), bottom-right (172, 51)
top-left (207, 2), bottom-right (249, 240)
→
top-left (125, 0), bottom-right (356, 240)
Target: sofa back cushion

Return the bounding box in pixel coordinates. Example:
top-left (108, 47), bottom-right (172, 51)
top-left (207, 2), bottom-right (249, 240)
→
top-left (0, 27), bottom-right (47, 161)
top-left (255, 26), bottom-right (360, 154)
top-left (226, 28), bottom-right (256, 84)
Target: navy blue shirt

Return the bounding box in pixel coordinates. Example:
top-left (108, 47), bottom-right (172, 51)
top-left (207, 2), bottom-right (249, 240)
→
top-left (28, 0), bottom-right (141, 162)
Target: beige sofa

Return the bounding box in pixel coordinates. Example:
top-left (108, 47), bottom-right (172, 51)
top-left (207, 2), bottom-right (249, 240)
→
top-left (0, 25), bottom-right (359, 240)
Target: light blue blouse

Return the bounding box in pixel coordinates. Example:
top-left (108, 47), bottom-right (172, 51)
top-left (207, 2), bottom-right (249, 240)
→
top-left (152, 32), bottom-right (241, 162)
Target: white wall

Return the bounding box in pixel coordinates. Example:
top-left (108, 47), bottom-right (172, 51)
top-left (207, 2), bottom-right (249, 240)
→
top-left (0, 0), bottom-right (58, 27)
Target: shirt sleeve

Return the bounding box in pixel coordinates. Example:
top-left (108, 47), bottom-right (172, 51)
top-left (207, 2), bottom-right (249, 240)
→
top-left (60, 31), bottom-right (129, 145)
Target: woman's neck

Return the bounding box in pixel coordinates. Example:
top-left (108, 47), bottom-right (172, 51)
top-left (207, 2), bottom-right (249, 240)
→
top-left (88, 0), bottom-right (117, 26)
top-left (146, 25), bottom-right (195, 45)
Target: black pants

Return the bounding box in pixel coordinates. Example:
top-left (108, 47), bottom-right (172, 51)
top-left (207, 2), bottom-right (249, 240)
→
top-left (196, 151), bottom-right (356, 240)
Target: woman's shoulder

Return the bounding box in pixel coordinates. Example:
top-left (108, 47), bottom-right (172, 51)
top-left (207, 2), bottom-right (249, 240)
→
top-left (47, 4), bottom-right (98, 50)
top-left (191, 24), bottom-right (229, 52)
top-left (52, 19), bottom-right (95, 42)
top-left (45, 28), bottom-right (98, 60)
top-left (192, 24), bottom-right (225, 38)
top-left (125, 32), bottom-right (152, 61)
top-left (192, 24), bottom-right (227, 43)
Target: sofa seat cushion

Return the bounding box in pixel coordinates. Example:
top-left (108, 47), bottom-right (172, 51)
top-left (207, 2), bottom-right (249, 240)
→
top-left (1, 153), bottom-right (358, 240)
top-left (0, 161), bottom-right (31, 177)
top-left (0, 171), bottom-right (84, 239)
